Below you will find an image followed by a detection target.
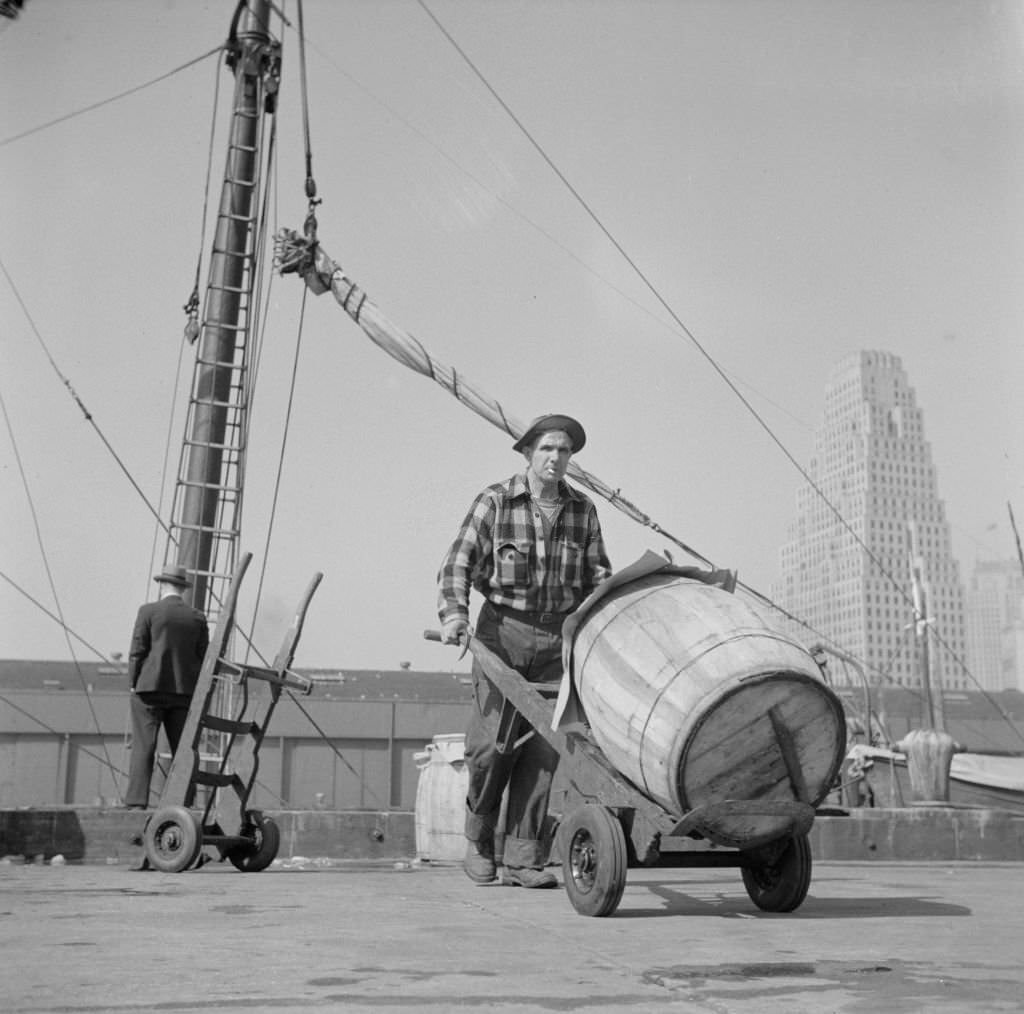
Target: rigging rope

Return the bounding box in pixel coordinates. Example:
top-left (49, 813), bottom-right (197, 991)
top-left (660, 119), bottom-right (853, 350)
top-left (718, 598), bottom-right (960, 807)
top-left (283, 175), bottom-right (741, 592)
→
top-left (182, 49), bottom-right (227, 345)
top-left (0, 46), bottom-right (224, 149)
top-left (285, 690), bottom-right (390, 810)
top-left (225, 51), bottom-right (287, 668)
top-left (295, 0), bottom-right (321, 242)
top-left (148, 52), bottom-right (231, 597)
top-left (0, 691), bottom-right (129, 780)
top-left (0, 569), bottom-right (114, 663)
top-left (1010, 502), bottom-right (1024, 581)
top-left (0, 255), bottom-right (173, 540)
top-left (251, 285), bottom-right (308, 644)
top-left (0, 384), bottom-right (122, 786)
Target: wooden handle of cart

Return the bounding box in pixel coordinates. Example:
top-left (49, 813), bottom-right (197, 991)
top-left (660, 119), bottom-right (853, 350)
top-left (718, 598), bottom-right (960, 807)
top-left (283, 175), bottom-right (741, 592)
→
top-left (423, 628), bottom-right (469, 644)
top-left (423, 627), bottom-right (472, 657)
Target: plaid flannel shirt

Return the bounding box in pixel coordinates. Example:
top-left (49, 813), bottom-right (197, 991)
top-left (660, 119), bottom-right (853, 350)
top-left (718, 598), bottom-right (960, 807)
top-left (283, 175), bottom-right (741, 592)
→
top-left (438, 472), bottom-right (612, 624)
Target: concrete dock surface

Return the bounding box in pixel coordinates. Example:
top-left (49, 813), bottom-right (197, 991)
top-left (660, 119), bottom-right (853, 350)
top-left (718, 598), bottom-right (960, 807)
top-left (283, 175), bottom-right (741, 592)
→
top-left (2, 858), bottom-right (1021, 1014)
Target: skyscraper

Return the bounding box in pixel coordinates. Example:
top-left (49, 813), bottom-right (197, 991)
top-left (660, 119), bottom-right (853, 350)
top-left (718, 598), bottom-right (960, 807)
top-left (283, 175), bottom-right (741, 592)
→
top-left (773, 350), bottom-right (968, 692)
top-left (966, 559), bottom-right (1024, 693)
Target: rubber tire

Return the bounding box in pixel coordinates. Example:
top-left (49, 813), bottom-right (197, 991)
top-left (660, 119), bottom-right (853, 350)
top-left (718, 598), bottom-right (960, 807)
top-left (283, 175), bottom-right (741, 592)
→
top-left (741, 833), bottom-right (813, 912)
top-left (143, 805), bottom-right (202, 873)
top-left (560, 805), bottom-right (628, 917)
top-left (227, 811), bottom-right (281, 872)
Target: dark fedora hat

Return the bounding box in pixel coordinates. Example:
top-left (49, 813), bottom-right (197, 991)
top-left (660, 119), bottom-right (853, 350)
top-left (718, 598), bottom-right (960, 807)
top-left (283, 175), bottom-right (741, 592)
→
top-left (153, 564), bottom-right (192, 588)
top-left (513, 413), bottom-right (586, 454)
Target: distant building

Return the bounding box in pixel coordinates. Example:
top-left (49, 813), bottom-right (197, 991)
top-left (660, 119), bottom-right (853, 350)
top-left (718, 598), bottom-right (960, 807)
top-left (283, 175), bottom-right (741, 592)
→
top-left (966, 559), bottom-right (1024, 693)
top-left (0, 660), bottom-right (474, 810)
top-left (772, 350), bottom-right (968, 693)
top-left (4, 660), bottom-right (1024, 813)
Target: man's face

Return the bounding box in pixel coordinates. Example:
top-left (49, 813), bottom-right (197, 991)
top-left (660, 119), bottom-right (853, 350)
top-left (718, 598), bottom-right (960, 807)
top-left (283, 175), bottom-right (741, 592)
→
top-left (525, 430), bottom-right (573, 486)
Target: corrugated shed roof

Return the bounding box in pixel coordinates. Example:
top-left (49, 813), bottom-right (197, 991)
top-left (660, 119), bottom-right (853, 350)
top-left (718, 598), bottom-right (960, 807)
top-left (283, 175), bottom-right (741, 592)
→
top-left (0, 660), bottom-right (474, 702)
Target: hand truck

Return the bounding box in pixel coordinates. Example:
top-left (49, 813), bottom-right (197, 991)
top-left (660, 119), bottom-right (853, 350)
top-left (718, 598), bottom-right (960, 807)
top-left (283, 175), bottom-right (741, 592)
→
top-left (142, 553), bottom-right (321, 872)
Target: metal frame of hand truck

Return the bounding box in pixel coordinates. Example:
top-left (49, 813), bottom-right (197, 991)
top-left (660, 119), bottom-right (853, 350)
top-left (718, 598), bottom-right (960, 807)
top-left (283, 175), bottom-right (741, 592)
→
top-left (141, 552), bottom-right (321, 872)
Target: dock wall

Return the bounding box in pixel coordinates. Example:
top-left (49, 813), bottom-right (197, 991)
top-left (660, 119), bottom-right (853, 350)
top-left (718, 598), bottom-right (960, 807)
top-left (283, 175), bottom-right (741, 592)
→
top-left (3, 805), bottom-right (1023, 867)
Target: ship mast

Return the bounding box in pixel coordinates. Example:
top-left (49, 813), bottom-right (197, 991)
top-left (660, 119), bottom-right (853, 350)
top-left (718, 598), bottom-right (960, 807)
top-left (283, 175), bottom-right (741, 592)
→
top-left (907, 520), bottom-right (944, 732)
top-left (165, 0), bottom-right (280, 625)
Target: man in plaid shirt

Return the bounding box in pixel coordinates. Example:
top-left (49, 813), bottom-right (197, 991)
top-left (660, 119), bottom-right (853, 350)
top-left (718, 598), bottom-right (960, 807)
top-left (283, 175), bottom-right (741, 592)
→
top-left (438, 413), bottom-right (612, 888)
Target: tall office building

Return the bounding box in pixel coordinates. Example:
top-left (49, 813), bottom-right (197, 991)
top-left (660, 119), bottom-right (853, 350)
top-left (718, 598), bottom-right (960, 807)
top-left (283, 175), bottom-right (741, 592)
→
top-left (966, 559), bottom-right (1024, 693)
top-left (773, 350), bottom-right (968, 691)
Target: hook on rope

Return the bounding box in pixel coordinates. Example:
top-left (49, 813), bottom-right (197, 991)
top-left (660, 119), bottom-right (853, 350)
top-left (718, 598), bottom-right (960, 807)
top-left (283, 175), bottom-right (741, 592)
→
top-left (303, 173), bottom-right (321, 244)
top-left (303, 196), bottom-right (322, 244)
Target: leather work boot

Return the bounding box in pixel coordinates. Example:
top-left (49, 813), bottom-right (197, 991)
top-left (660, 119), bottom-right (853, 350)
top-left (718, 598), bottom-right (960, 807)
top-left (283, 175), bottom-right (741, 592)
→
top-left (501, 866), bottom-right (558, 889)
top-left (463, 839), bottom-right (497, 884)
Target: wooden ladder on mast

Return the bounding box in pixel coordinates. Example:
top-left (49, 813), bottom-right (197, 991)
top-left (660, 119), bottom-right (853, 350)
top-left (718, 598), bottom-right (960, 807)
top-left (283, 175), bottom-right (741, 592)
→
top-left (165, 2), bottom-right (282, 781)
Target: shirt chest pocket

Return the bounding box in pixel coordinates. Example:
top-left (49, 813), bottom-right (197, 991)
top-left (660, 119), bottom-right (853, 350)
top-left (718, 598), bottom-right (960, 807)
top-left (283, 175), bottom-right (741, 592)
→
top-left (559, 540), bottom-right (584, 588)
top-left (495, 541), bottom-right (532, 588)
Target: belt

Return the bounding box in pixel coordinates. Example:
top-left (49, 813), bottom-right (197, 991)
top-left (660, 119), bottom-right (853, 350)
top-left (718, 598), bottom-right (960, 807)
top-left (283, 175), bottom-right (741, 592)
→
top-left (488, 601), bottom-right (568, 627)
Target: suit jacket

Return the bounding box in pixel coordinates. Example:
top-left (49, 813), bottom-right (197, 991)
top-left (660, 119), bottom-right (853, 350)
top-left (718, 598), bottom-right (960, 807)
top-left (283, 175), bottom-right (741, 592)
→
top-left (128, 594), bottom-right (210, 695)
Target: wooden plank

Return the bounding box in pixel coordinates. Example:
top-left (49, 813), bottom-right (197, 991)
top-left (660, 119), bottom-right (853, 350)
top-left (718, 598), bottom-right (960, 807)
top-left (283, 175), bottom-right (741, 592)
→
top-left (769, 705), bottom-right (810, 803)
top-left (213, 572), bottom-right (323, 839)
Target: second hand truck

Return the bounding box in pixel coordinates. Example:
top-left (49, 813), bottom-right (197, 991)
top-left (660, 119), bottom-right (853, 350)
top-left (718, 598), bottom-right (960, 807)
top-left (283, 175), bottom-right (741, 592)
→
top-left (427, 630), bottom-right (826, 918)
top-left (141, 552), bottom-right (321, 872)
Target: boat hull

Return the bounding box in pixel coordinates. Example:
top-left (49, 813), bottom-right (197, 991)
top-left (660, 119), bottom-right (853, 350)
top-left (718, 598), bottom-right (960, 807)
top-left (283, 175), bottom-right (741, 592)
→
top-left (845, 746), bottom-right (1024, 814)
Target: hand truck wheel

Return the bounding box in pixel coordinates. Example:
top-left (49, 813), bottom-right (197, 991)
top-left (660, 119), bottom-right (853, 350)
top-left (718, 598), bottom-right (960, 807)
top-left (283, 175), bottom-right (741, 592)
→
top-left (560, 804), bottom-right (628, 917)
top-left (143, 805), bottom-right (202, 873)
top-left (226, 810), bottom-right (281, 872)
top-left (741, 833), bottom-right (812, 912)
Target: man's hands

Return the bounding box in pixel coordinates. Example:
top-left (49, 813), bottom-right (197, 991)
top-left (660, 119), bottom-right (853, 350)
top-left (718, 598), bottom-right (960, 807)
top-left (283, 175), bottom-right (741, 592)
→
top-left (441, 617), bottom-right (469, 647)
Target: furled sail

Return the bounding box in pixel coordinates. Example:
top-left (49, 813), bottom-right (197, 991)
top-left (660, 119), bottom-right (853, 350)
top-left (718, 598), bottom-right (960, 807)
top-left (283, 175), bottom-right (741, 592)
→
top-left (275, 229), bottom-right (712, 568)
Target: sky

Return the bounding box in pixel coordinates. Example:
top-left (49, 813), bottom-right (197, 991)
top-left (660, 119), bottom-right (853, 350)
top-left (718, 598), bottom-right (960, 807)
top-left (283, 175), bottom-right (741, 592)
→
top-left (2, 0), bottom-right (1022, 675)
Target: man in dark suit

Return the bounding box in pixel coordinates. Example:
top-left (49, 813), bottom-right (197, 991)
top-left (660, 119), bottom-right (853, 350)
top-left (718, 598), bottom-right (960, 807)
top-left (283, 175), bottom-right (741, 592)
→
top-left (124, 564), bottom-right (210, 809)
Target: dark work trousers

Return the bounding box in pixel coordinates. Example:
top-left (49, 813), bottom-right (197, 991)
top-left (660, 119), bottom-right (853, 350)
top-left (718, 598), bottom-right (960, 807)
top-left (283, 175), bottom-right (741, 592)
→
top-left (125, 691), bottom-right (194, 807)
top-left (463, 601), bottom-right (563, 869)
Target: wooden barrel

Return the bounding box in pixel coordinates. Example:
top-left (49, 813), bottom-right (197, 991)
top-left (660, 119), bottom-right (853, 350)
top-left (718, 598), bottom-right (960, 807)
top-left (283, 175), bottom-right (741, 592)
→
top-left (413, 733), bottom-right (468, 862)
top-left (570, 571), bottom-right (845, 847)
